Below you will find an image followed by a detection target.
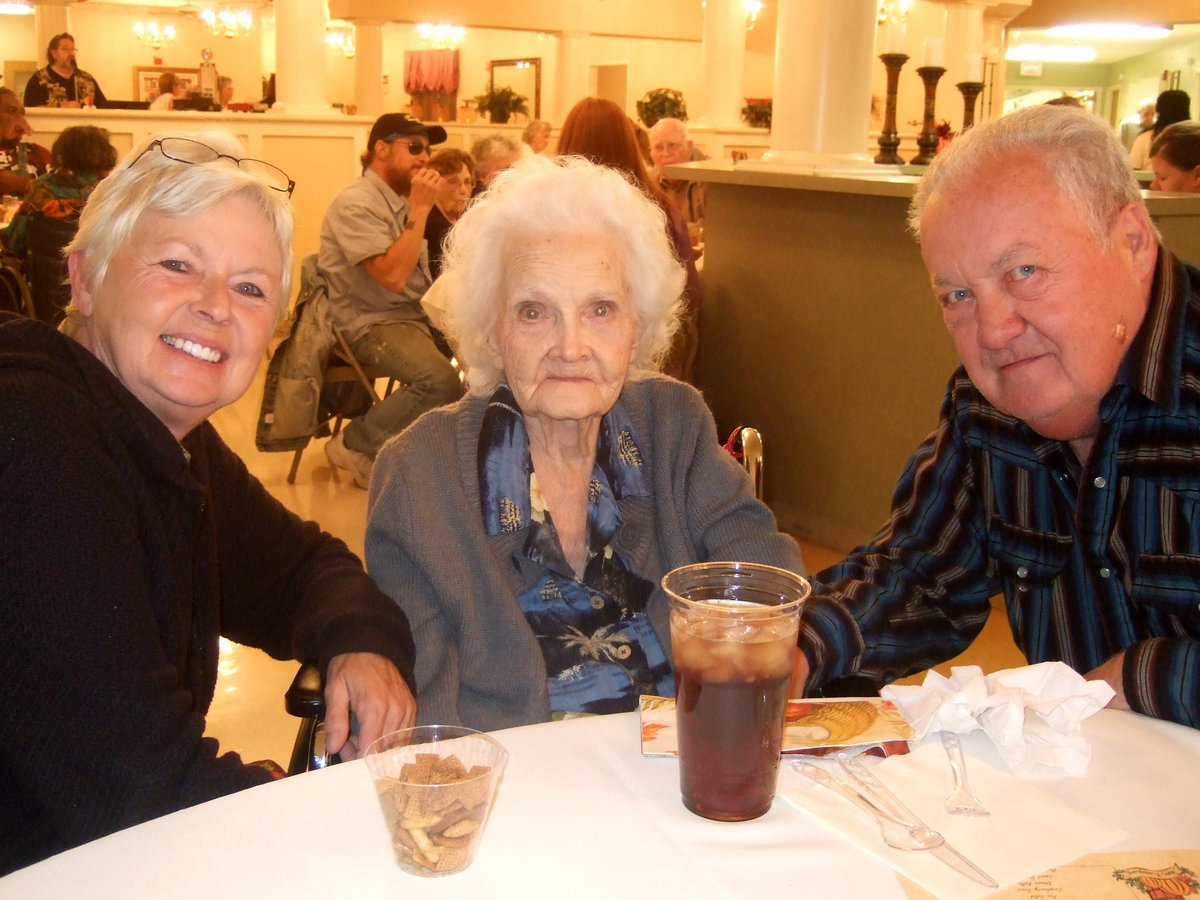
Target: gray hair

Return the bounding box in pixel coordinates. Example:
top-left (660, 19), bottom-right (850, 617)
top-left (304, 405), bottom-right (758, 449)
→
top-left (909, 105), bottom-right (1146, 248)
top-left (521, 120), bottom-right (551, 144)
top-left (649, 117), bottom-right (688, 142)
top-left (65, 129), bottom-right (294, 322)
top-left (440, 155), bottom-right (686, 395)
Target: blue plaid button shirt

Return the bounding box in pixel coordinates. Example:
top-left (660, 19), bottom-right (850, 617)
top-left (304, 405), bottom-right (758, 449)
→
top-left (803, 249), bottom-right (1200, 729)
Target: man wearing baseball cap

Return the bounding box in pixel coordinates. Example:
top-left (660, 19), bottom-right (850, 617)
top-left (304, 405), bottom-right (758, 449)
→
top-left (319, 113), bottom-right (463, 488)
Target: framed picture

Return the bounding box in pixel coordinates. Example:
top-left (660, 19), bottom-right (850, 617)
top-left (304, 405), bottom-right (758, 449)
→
top-left (133, 66), bottom-right (200, 102)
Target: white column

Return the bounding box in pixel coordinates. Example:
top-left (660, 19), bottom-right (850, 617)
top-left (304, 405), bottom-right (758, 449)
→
top-left (760, 0), bottom-right (877, 171)
top-left (33, 4), bottom-right (71, 60)
top-left (353, 20), bottom-right (384, 118)
top-left (271, 0), bottom-right (329, 115)
top-left (696, 0), bottom-right (746, 128)
top-left (555, 31), bottom-right (587, 123)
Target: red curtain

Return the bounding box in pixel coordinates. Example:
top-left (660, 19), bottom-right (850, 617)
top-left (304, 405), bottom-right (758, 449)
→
top-left (404, 49), bottom-right (459, 94)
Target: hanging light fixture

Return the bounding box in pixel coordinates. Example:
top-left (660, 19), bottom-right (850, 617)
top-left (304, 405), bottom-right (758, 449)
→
top-left (325, 22), bottom-right (356, 59)
top-left (200, 7), bottom-right (254, 39)
top-left (416, 24), bottom-right (465, 49)
top-left (133, 21), bottom-right (176, 50)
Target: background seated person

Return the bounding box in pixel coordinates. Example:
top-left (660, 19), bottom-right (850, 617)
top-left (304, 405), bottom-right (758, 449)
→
top-left (2, 124), bottom-right (116, 256)
top-left (319, 113), bottom-right (464, 489)
top-left (520, 120), bottom-right (552, 159)
top-left (648, 117), bottom-right (707, 233)
top-left (0, 130), bottom-right (417, 876)
top-left (469, 133), bottom-right (520, 196)
top-left (149, 72), bottom-right (185, 110)
top-left (0, 89), bottom-right (50, 198)
top-left (797, 105), bottom-right (1200, 730)
top-left (558, 98), bottom-right (702, 384)
top-left (216, 75), bottom-right (234, 110)
top-left (1130, 89), bottom-right (1191, 169)
top-left (366, 157), bottom-right (802, 731)
top-left (423, 147), bottom-right (474, 279)
top-left (1148, 121), bottom-right (1200, 193)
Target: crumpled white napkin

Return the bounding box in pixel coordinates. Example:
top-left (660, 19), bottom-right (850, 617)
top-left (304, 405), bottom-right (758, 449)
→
top-left (881, 663), bottom-right (1115, 775)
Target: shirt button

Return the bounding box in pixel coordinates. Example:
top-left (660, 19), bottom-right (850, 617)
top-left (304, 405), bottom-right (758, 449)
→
top-left (1099, 567), bottom-right (1112, 579)
top-left (590, 595), bottom-right (605, 609)
top-left (1016, 566), bottom-right (1029, 579)
top-left (1093, 476), bottom-right (1107, 488)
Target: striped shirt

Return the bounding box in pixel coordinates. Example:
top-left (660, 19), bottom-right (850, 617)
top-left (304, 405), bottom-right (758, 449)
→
top-left (802, 249), bottom-right (1200, 729)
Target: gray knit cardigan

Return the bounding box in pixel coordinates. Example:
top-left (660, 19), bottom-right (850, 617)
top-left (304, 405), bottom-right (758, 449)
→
top-left (366, 375), bottom-right (804, 731)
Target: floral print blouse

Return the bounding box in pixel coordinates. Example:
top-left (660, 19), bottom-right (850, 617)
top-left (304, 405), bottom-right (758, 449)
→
top-left (478, 385), bottom-right (674, 717)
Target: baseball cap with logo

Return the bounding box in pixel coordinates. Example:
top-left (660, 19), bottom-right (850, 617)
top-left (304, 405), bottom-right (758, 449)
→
top-left (367, 113), bottom-right (448, 149)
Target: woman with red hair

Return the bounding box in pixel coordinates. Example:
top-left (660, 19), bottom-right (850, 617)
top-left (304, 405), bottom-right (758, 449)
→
top-left (557, 97), bottom-right (701, 382)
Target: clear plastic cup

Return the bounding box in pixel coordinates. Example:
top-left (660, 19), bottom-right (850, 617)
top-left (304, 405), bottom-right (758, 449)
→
top-left (664, 561), bottom-right (809, 821)
top-left (364, 725), bottom-right (508, 876)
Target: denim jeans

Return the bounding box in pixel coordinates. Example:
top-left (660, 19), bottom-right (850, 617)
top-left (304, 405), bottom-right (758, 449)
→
top-left (343, 321), bottom-right (463, 457)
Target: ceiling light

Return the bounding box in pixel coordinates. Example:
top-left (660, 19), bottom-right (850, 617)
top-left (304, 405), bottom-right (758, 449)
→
top-left (200, 7), bottom-right (254, 39)
top-left (1045, 23), bottom-right (1171, 41)
top-left (1006, 44), bottom-right (1098, 63)
top-left (134, 21), bottom-right (176, 50)
top-left (416, 23), bottom-right (465, 49)
top-left (0, 3), bottom-right (34, 14)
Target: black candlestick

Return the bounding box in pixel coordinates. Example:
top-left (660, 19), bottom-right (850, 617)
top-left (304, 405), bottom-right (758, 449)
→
top-left (956, 81), bottom-right (984, 131)
top-left (911, 66), bottom-right (946, 166)
top-left (875, 53), bottom-right (910, 165)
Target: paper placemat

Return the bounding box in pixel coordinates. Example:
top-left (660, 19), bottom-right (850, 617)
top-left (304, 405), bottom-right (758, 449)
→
top-left (780, 742), bottom-right (1128, 900)
top-left (639, 695), bottom-right (914, 757)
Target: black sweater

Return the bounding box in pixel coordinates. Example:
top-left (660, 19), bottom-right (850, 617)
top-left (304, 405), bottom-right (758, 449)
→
top-left (0, 314), bottom-right (415, 874)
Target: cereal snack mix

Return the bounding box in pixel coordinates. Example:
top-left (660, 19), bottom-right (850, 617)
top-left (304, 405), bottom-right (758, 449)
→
top-left (365, 726), bottom-right (508, 877)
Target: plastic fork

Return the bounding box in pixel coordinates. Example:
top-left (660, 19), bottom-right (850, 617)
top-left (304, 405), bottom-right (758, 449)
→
top-left (940, 732), bottom-right (990, 817)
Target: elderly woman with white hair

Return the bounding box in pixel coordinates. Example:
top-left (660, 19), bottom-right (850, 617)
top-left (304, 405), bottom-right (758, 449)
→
top-left (0, 130), bottom-right (416, 875)
top-left (366, 156), bottom-right (802, 731)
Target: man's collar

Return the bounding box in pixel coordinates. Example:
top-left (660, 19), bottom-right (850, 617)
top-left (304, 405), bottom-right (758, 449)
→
top-left (362, 167), bottom-right (408, 212)
top-left (1117, 246), bottom-right (1187, 413)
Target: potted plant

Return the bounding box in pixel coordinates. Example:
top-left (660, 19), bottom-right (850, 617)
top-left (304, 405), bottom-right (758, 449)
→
top-left (740, 98), bottom-right (772, 129)
top-left (636, 88), bottom-right (687, 128)
top-left (471, 86), bottom-right (529, 124)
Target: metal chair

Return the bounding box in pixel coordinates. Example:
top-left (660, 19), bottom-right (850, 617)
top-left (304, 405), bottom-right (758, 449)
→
top-left (285, 662), bottom-right (336, 775)
top-left (285, 327), bottom-right (395, 484)
top-left (724, 425), bottom-right (765, 500)
top-left (23, 215), bottom-right (77, 326)
top-left (0, 250), bottom-right (34, 318)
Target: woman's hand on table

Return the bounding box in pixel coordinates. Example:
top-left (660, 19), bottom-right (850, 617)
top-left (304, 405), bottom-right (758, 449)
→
top-left (323, 652), bottom-right (418, 759)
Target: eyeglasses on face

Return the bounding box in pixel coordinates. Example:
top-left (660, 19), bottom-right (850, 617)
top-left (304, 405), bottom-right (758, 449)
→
top-left (382, 135), bottom-right (431, 157)
top-left (133, 137), bottom-right (296, 197)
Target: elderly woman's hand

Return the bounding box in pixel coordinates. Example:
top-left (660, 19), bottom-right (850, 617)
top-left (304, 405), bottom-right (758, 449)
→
top-left (323, 652), bottom-right (417, 759)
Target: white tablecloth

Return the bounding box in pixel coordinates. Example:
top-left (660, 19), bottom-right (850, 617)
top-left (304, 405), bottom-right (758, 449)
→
top-left (2, 709), bottom-right (1197, 898)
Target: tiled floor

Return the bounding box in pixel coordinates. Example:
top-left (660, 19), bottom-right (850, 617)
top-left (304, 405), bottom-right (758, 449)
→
top-left (204, 364), bottom-right (1025, 766)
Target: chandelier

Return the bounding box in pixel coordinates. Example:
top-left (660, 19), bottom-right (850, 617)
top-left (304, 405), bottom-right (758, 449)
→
top-left (325, 22), bottom-right (355, 59)
top-left (200, 7), bottom-right (254, 39)
top-left (133, 20), bottom-right (176, 50)
top-left (416, 24), bottom-right (465, 50)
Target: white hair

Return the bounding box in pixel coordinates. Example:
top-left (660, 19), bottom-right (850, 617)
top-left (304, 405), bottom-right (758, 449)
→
top-left (66, 129), bottom-right (294, 321)
top-left (440, 155), bottom-right (686, 395)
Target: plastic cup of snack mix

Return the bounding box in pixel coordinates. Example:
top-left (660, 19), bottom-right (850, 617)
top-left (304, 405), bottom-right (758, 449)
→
top-left (364, 725), bottom-right (508, 877)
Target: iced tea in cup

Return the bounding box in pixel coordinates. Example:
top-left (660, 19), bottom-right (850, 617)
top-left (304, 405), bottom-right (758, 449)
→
top-left (664, 562), bottom-right (809, 821)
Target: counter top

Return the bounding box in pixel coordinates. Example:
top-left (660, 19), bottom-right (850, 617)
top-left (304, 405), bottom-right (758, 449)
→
top-left (668, 159), bottom-right (1200, 213)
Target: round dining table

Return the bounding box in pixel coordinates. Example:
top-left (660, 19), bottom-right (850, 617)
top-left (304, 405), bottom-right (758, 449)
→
top-left (2, 708), bottom-right (1197, 898)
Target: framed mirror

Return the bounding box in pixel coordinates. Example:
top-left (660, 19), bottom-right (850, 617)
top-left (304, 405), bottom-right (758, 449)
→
top-left (490, 57), bottom-right (541, 120)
